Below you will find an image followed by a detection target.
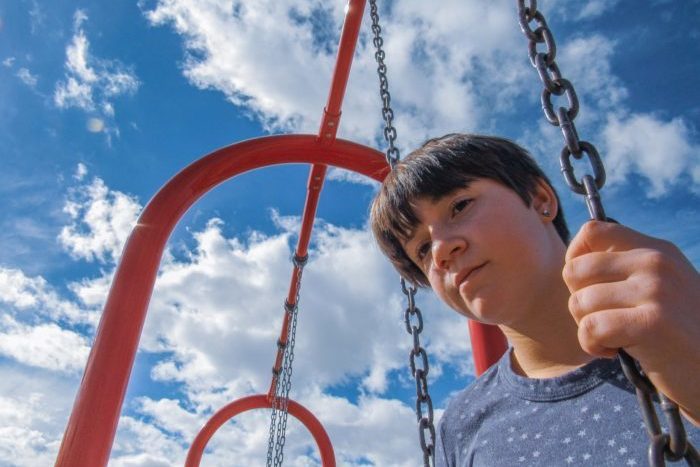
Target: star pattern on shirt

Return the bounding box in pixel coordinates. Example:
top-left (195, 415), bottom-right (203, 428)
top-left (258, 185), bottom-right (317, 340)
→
top-left (440, 357), bottom-right (700, 467)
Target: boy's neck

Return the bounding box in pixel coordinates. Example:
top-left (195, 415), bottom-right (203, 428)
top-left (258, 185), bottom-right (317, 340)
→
top-left (499, 268), bottom-right (594, 379)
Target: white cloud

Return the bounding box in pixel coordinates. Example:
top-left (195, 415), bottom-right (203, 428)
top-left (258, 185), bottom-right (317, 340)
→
top-left (58, 174), bottom-right (142, 264)
top-left (1, 169), bottom-right (470, 465)
top-left (2, 57), bottom-right (14, 68)
top-left (16, 68), bottom-right (38, 87)
top-left (0, 316), bottom-right (90, 373)
top-left (28, 0), bottom-right (46, 34)
top-left (0, 267), bottom-right (95, 325)
top-left (603, 113), bottom-right (700, 196)
top-left (557, 35), bottom-right (628, 114)
top-left (576, 0), bottom-right (620, 19)
top-left (141, 0), bottom-right (698, 201)
top-left (0, 368), bottom-right (78, 466)
top-left (74, 162), bottom-right (88, 181)
top-left (142, 0), bottom-right (533, 149)
top-left (54, 9), bottom-right (139, 134)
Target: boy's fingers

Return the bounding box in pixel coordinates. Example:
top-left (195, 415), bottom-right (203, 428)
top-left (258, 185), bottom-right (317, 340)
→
top-left (565, 221), bottom-right (657, 262)
top-left (577, 307), bottom-right (653, 358)
top-left (568, 281), bottom-right (638, 324)
top-left (562, 251), bottom-right (632, 291)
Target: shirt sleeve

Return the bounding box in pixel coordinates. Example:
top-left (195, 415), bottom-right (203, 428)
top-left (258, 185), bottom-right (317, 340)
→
top-left (434, 417), bottom-right (451, 467)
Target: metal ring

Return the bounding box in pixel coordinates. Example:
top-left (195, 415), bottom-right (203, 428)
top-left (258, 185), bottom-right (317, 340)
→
top-left (528, 25), bottom-right (556, 67)
top-left (292, 254), bottom-right (308, 268)
top-left (534, 54), bottom-right (563, 94)
top-left (649, 434), bottom-right (669, 467)
top-left (410, 347), bottom-right (429, 377)
top-left (556, 107), bottom-right (581, 155)
top-left (404, 307), bottom-right (424, 334)
top-left (415, 391), bottom-right (434, 422)
top-left (542, 79), bottom-right (579, 125)
top-left (559, 141), bottom-right (606, 194)
top-left (582, 175), bottom-right (607, 222)
top-left (518, 7), bottom-right (547, 41)
top-left (660, 394), bottom-right (688, 461)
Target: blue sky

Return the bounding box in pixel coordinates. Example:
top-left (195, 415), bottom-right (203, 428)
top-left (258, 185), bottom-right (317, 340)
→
top-left (1, 0), bottom-right (699, 465)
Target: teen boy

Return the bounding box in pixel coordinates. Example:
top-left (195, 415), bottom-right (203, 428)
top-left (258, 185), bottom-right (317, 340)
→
top-left (370, 134), bottom-right (700, 465)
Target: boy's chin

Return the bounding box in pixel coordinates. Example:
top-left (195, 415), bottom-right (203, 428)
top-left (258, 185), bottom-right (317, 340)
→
top-left (459, 298), bottom-right (508, 326)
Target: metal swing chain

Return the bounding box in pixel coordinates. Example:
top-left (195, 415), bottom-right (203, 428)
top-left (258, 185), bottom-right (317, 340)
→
top-left (266, 254), bottom-right (308, 467)
top-left (369, 0), bottom-right (401, 170)
top-left (515, 2), bottom-right (700, 465)
top-left (369, 1), bottom-right (436, 465)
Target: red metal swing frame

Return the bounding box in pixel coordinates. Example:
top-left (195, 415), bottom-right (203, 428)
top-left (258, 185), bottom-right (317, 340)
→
top-left (55, 1), bottom-right (508, 465)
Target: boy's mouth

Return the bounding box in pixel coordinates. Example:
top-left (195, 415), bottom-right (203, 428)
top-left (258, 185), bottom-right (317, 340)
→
top-left (455, 262), bottom-right (487, 289)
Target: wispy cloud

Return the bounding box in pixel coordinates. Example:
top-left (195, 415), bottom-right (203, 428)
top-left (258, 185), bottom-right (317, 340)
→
top-left (54, 10), bottom-right (139, 137)
top-left (1, 167), bottom-right (468, 464)
top-left (0, 316), bottom-right (90, 373)
top-left (603, 113), bottom-right (700, 196)
top-left (16, 67), bottom-right (38, 88)
top-left (142, 0), bottom-right (532, 149)
top-left (143, 0), bottom-right (699, 198)
top-left (58, 172), bottom-right (141, 264)
top-left (27, 0), bottom-right (46, 34)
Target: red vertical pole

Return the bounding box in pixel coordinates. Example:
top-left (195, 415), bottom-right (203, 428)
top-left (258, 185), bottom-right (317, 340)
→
top-left (468, 321), bottom-right (508, 375)
top-left (54, 136), bottom-right (388, 467)
top-left (267, 0), bottom-right (367, 398)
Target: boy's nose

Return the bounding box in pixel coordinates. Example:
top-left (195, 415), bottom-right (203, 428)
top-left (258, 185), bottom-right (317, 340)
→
top-left (432, 234), bottom-right (467, 271)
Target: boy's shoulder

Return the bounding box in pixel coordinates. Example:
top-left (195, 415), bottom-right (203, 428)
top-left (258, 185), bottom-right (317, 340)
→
top-left (440, 352), bottom-right (507, 429)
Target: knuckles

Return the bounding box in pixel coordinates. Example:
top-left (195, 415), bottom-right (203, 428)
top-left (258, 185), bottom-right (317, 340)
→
top-left (561, 260), bottom-right (576, 286)
top-left (568, 291), bottom-right (585, 323)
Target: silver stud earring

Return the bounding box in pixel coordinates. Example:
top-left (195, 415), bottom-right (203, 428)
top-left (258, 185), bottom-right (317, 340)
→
top-left (542, 208), bottom-right (551, 217)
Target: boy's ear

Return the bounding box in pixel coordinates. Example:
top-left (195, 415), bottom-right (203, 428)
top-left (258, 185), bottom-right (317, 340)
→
top-left (532, 178), bottom-right (558, 222)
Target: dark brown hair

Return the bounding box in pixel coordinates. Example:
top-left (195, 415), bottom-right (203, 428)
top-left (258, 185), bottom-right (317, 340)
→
top-left (370, 133), bottom-right (570, 287)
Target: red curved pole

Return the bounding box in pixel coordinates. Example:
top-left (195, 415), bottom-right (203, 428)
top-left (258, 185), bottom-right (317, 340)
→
top-left (185, 395), bottom-right (335, 467)
top-left (55, 135), bottom-right (389, 467)
top-left (54, 134), bottom-right (505, 465)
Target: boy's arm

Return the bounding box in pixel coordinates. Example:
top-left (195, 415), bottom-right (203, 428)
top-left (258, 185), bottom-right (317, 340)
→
top-left (562, 221), bottom-right (700, 426)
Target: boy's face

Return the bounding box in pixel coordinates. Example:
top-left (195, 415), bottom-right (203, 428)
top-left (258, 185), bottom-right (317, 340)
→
top-left (402, 178), bottom-right (562, 326)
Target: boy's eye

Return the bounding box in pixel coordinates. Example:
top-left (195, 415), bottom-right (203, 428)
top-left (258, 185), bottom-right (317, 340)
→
top-left (452, 198), bottom-right (471, 216)
top-left (416, 241), bottom-right (431, 261)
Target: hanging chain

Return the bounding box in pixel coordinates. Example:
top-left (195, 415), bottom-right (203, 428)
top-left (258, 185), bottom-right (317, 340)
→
top-left (403, 278), bottom-right (436, 467)
top-left (369, 0), bottom-right (400, 169)
top-left (266, 254), bottom-right (307, 467)
top-left (515, 2), bottom-right (699, 465)
top-left (369, 2), bottom-right (436, 464)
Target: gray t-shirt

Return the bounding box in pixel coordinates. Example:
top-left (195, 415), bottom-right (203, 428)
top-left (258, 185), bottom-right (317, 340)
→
top-left (436, 349), bottom-right (700, 466)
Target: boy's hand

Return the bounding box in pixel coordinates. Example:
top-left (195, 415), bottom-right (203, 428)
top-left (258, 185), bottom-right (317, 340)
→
top-left (563, 221), bottom-right (700, 425)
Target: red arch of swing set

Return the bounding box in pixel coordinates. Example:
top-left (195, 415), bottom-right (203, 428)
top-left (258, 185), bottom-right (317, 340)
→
top-left (55, 0), bottom-right (508, 465)
top-left (55, 134), bottom-right (507, 467)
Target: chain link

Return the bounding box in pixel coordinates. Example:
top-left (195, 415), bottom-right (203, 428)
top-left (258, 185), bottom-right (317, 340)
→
top-left (369, 1), bottom-right (436, 464)
top-left (369, 0), bottom-right (400, 168)
top-left (266, 254), bottom-right (307, 467)
top-left (402, 278), bottom-right (436, 467)
top-left (516, 2), bottom-right (699, 465)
